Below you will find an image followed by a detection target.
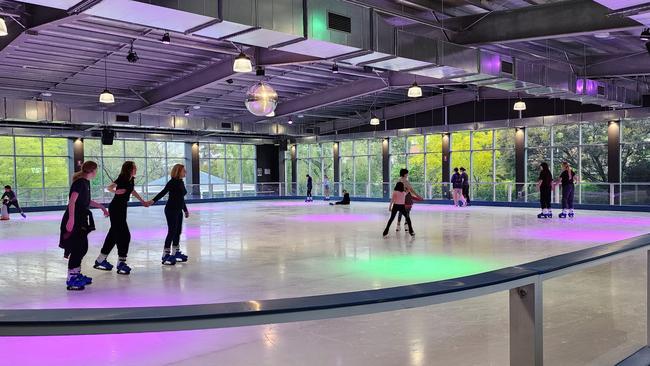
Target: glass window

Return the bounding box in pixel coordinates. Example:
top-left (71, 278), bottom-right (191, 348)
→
top-left (472, 151), bottom-right (493, 182)
top-left (210, 159), bottom-right (226, 183)
top-left (15, 156), bottom-right (42, 188)
top-left (426, 134), bottom-right (442, 153)
top-left (527, 127), bottom-right (551, 147)
top-left (495, 149), bottom-right (515, 182)
top-left (210, 144), bottom-right (225, 158)
top-left (495, 129), bottom-right (515, 149)
top-left (310, 144), bottom-right (322, 159)
top-left (354, 140), bottom-right (368, 155)
top-left (451, 131), bottom-right (470, 151)
top-left (407, 154), bottom-right (425, 183)
top-left (451, 151), bottom-right (470, 175)
top-left (340, 156), bottom-right (353, 184)
top-left (0, 157), bottom-right (14, 186)
top-left (15, 137), bottom-right (42, 156)
top-left (553, 124), bottom-right (579, 146)
top-left (43, 138), bottom-right (68, 156)
top-left (407, 135), bottom-right (424, 154)
top-left (472, 131), bottom-right (493, 150)
top-left (622, 118), bottom-right (650, 143)
top-left (297, 144), bottom-right (309, 158)
top-left (622, 144), bottom-right (650, 182)
top-left (581, 123), bottom-right (607, 145)
top-left (226, 159), bottom-right (241, 184)
top-left (339, 141), bottom-right (353, 156)
top-left (103, 140), bottom-right (124, 157)
top-left (125, 140), bottom-right (146, 157)
top-left (0, 136), bottom-right (13, 155)
top-left (241, 145), bottom-right (255, 159)
top-left (426, 153), bottom-right (442, 183)
top-left (146, 141), bottom-right (165, 158)
top-left (390, 137), bottom-right (406, 154)
top-left (322, 157), bottom-right (334, 181)
top-left (527, 148), bottom-right (551, 183)
top-left (226, 144), bottom-right (241, 159)
top-left (167, 142), bottom-right (185, 158)
top-left (242, 160), bottom-right (256, 184)
top-left (84, 139), bottom-right (101, 157)
top-left (553, 146), bottom-right (579, 176)
top-left (369, 140), bottom-right (382, 155)
top-left (581, 145), bottom-right (607, 183)
top-left (390, 154), bottom-right (406, 181)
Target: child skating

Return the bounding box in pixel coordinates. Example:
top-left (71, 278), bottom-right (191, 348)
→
top-left (383, 182), bottom-right (414, 237)
top-left (2, 185), bottom-right (26, 218)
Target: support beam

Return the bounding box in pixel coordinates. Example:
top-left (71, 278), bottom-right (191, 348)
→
top-left (382, 138), bottom-right (389, 199)
top-left (509, 283), bottom-right (543, 366)
top-left (447, 0), bottom-right (641, 45)
top-left (379, 91), bottom-right (476, 121)
top-left (515, 128), bottom-right (526, 197)
top-left (586, 53), bottom-right (650, 78)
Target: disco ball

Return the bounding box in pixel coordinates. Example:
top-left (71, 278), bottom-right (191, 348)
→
top-left (244, 81), bottom-right (278, 116)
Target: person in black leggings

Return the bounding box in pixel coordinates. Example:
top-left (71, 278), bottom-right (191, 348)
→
top-left (305, 174), bottom-right (313, 202)
top-left (536, 162), bottom-right (553, 218)
top-left (383, 182), bottom-right (414, 237)
top-left (148, 164), bottom-right (190, 265)
top-left (2, 185), bottom-right (26, 218)
top-left (59, 161), bottom-right (109, 291)
top-left (556, 161), bottom-right (578, 218)
top-left (94, 161), bottom-right (148, 275)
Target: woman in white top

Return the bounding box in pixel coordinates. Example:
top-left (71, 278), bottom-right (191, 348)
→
top-left (383, 182), bottom-right (414, 237)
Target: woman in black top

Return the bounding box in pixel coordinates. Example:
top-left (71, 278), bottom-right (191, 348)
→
top-left (94, 161), bottom-right (148, 275)
top-left (556, 161), bottom-right (578, 218)
top-left (59, 161), bottom-right (109, 291)
top-left (147, 164), bottom-right (190, 265)
top-left (451, 168), bottom-right (467, 207)
top-left (536, 162), bottom-right (554, 218)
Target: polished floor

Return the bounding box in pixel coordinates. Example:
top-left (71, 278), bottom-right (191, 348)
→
top-left (0, 200), bottom-right (648, 365)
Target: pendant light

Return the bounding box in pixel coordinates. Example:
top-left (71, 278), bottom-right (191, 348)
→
top-left (370, 116), bottom-right (380, 125)
top-left (233, 52), bottom-right (252, 73)
top-left (407, 80), bottom-right (422, 98)
top-left (99, 59), bottom-right (115, 104)
top-left (0, 18), bottom-right (7, 37)
top-left (513, 99), bottom-right (526, 111)
top-left (161, 32), bottom-right (171, 44)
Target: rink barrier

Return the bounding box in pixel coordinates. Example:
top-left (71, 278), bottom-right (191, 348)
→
top-left (1, 233), bottom-right (649, 365)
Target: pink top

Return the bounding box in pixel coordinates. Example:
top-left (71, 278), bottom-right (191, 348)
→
top-left (392, 190), bottom-right (406, 205)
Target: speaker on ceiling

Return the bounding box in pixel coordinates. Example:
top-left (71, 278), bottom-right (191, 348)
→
top-left (101, 129), bottom-right (114, 145)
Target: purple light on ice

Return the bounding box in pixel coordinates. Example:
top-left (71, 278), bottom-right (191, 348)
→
top-left (23, 213), bottom-right (62, 222)
top-left (292, 213), bottom-right (383, 223)
top-left (262, 201), bottom-right (311, 207)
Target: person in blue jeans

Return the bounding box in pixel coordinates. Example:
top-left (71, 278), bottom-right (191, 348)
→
top-left (556, 161), bottom-right (578, 218)
top-left (2, 185), bottom-right (26, 218)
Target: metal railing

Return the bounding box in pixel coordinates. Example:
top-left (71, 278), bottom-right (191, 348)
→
top-left (9, 181), bottom-right (650, 208)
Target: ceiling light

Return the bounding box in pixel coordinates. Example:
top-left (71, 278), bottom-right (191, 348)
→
top-left (193, 105), bottom-right (201, 110)
top-left (233, 52), bottom-right (252, 73)
top-left (0, 18), bottom-right (7, 37)
top-left (126, 42), bottom-right (139, 63)
top-left (407, 81), bottom-right (422, 98)
top-left (161, 32), bottom-right (171, 44)
top-left (297, 114), bottom-right (304, 118)
top-left (288, 118), bottom-right (293, 125)
top-left (256, 66), bottom-right (265, 76)
top-left (513, 100), bottom-right (526, 111)
top-left (594, 32), bottom-right (610, 39)
top-left (332, 63), bottom-right (339, 74)
top-left (641, 28), bottom-right (650, 41)
top-left (370, 116), bottom-right (380, 125)
top-left (266, 110), bottom-right (275, 117)
top-left (99, 89), bottom-right (115, 104)
top-left (41, 91), bottom-right (52, 97)
top-left (184, 108), bottom-right (190, 116)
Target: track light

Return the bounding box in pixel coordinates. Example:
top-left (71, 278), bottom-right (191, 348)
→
top-left (370, 116), bottom-right (380, 125)
top-left (407, 81), bottom-right (422, 98)
top-left (332, 63), bottom-right (339, 74)
top-left (184, 108), bottom-right (190, 116)
top-left (513, 100), bottom-right (526, 111)
top-left (99, 89), bottom-right (115, 104)
top-left (126, 42), bottom-right (139, 63)
top-left (161, 32), bottom-right (171, 44)
top-left (256, 66), bottom-right (265, 76)
top-left (0, 18), bottom-right (7, 37)
top-left (233, 52), bottom-right (252, 73)
top-left (641, 28), bottom-right (650, 41)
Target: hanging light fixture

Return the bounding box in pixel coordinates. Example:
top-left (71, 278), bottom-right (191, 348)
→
top-left (513, 99), bottom-right (526, 111)
top-left (287, 118), bottom-right (293, 125)
top-left (332, 63), bottom-right (339, 74)
top-left (407, 81), bottom-right (422, 98)
top-left (161, 32), bottom-right (171, 44)
top-left (184, 108), bottom-right (190, 116)
top-left (126, 41), bottom-right (139, 63)
top-left (0, 18), bottom-right (7, 37)
top-left (99, 59), bottom-right (114, 104)
top-left (233, 52), bottom-right (252, 73)
top-left (641, 28), bottom-right (650, 41)
top-left (370, 116), bottom-right (380, 125)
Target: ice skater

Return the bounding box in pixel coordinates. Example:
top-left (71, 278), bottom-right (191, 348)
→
top-left (59, 161), bottom-right (109, 291)
top-left (383, 182), bottom-right (414, 237)
top-left (451, 168), bottom-right (466, 207)
top-left (323, 175), bottom-right (331, 201)
top-left (2, 185), bottom-right (26, 218)
top-left (1, 197), bottom-right (9, 220)
top-left (460, 167), bottom-right (470, 206)
top-left (305, 174), bottom-right (313, 202)
top-left (556, 161), bottom-right (578, 218)
top-left (396, 168), bottom-right (422, 232)
top-left (329, 189), bottom-right (350, 205)
top-left (94, 161), bottom-right (148, 275)
top-left (536, 162), bottom-right (553, 218)
top-left (147, 164), bottom-right (190, 265)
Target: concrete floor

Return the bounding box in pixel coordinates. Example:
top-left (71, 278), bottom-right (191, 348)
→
top-left (0, 201), bottom-right (647, 365)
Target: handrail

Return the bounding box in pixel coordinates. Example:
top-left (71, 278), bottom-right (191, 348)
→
top-left (1, 233), bottom-right (648, 337)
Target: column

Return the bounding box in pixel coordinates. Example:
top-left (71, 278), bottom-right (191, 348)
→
top-left (608, 120), bottom-right (621, 204)
top-left (382, 138), bottom-right (390, 199)
top-left (515, 128), bottom-right (526, 199)
top-left (290, 144), bottom-right (297, 195)
top-left (442, 133), bottom-right (450, 199)
top-left (333, 142), bottom-right (340, 195)
top-left (71, 138), bottom-right (84, 173)
top-left (186, 142), bottom-right (200, 199)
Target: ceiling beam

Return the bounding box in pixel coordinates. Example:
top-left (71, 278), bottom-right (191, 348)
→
top-left (586, 52), bottom-right (650, 77)
top-left (446, 0), bottom-right (641, 45)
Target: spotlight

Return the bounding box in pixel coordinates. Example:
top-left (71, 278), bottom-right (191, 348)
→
top-left (407, 81), bottom-right (422, 98)
top-left (641, 28), bottom-right (650, 41)
top-left (256, 66), bottom-right (265, 76)
top-left (370, 116), bottom-right (380, 125)
top-left (332, 63), bottom-right (339, 74)
top-left (184, 108), bottom-right (190, 116)
top-left (226, 79), bottom-right (234, 84)
top-left (0, 18), bottom-right (7, 37)
top-left (161, 32), bottom-right (171, 44)
top-left (233, 52), bottom-right (252, 73)
top-left (126, 42), bottom-right (139, 63)
top-left (513, 100), bottom-right (526, 111)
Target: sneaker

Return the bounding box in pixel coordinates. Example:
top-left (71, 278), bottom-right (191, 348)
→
top-left (66, 274), bottom-right (86, 291)
top-left (93, 259), bottom-right (113, 271)
top-left (162, 254), bottom-right (176, 265)
top-left (174, 251), bottom-right (188, 262)
top-left (116, 262), bottom-right (131, 275)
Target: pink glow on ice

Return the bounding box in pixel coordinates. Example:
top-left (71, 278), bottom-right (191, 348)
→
top-left (292, 213), bottom-right (383, 222)
top-left (517, 227), bottom-right (640, 243)
top-left (262, 201), bottom-right (312, 207)
top-left (23, 213), bottom-right (62, 222)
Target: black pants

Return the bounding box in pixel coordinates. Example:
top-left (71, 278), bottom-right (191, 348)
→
top-left (384, 204), bottom-right (413, 234)
top-left (307, 187), bottom-right (312, 198)
top-left (164, 206), bottom-right (183, 249)
top-left (540, 186), bottom-right (552, 210)
top-left (67, 229), bottom-right (89, 270)
top-left (462, 185), bottom-right (470, 205)
top-left (100, 205), bottom-right (130, 259)
top-left (5, 199), bottom-right (22, 212)
top-left (397, 207), bottom-right (411, 223)
top-left (561, 184), bottom-right (575, 210)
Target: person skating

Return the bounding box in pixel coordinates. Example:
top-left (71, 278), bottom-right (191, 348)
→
top-left (383, 182), bottom-right (414, 237)
top-left (536, 162), bottom-right (553, 218)
top-left (59, 161), bottom-right (109, 291)
top-left (460, 167), bottom-right (470, 206)
top-left (146, 164), bottom-right (190, 265)
top-left (305, 174), bottom-right (313, 202)
top-left (329, 190), bottom-right (350, 205)
top-left (94, 161), bottom-right (149, 275)
top-left (556, 161), bottom-right (578, 218)
top-left (2, 185), bottom-right (26, 218)
top-left (323, 175), bottom-right (331, 201)
top-left (451, 168), bottom-right (467, 207)
top-left (396, 168), bottom-right (422, 232)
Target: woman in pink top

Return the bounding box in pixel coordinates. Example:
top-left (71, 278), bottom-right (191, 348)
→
top-left (383, 182), bottom-right (414, 237)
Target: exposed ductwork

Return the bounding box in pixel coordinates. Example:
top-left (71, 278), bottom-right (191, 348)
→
top-left (18, 0), bottom-right (642, 110)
